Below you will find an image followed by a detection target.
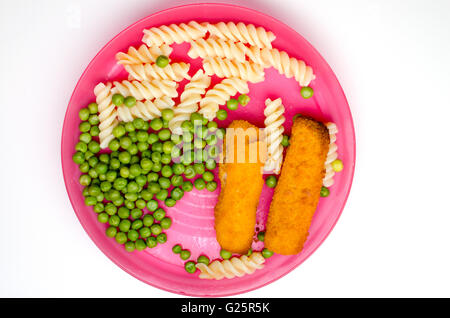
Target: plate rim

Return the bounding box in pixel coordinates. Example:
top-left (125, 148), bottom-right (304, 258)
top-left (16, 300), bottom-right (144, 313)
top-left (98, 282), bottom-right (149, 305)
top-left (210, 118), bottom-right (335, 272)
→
top-left (61, 2), bottom-right (356, 297)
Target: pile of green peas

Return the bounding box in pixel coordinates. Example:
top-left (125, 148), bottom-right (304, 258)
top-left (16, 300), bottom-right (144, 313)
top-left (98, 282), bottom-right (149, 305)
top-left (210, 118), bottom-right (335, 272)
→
top-left (73, 99), bottom-right (226, 252)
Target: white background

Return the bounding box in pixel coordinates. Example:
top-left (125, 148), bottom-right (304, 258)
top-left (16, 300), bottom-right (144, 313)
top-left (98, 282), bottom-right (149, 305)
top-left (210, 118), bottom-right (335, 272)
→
top-left (1, 0), bottom-right (449, 297)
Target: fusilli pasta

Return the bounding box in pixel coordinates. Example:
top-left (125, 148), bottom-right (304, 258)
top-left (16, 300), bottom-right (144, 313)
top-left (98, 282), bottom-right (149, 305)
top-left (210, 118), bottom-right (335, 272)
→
top-left (188, 38), bottom-right (248, 63)
top-left (94, 82), bottom-right (118, 149)
top-left (124, 62), bottom-right (191, 82)
top-left (199, 77), bottom-right (249, 121)
top-left (196, 252), bottom-right (265, 280)
top-left (323, 122), bottom-right (338, 187)
top-left (115, 44), bottom-right (173, 65)
top-left (206, 22), bottom-right (276, 48)
top-left (169, 70), bottom-right (211, 134)
top-left (117, 96), bottom-right (175, 122)
top-left (112, 79), bottom-right (178, 100)
top-left (203, 57), bottom-right (264, 83)
top-left (263, 98), bottom-right (285, 174)
top-left (142, 21), bottom-right (207, 47)
top-left (247, 47), bottom-right (315, 87)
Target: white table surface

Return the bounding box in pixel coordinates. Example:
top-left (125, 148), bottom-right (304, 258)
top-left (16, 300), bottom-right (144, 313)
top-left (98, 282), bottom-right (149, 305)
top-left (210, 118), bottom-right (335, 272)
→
top-left (1, 0), bottom-right (450, 297)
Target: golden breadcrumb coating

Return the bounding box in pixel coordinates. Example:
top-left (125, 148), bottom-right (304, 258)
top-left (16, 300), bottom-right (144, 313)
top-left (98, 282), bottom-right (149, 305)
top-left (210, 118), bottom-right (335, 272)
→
top-left (215, 120), bottom-right (265, 254)
top-left (265, 116), bottom-right (330, 255)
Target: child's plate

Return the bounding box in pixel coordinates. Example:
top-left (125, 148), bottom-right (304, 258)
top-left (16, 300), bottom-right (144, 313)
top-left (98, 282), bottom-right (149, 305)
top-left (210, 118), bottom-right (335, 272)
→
top-left (61, 3), bottom-right (355, 297)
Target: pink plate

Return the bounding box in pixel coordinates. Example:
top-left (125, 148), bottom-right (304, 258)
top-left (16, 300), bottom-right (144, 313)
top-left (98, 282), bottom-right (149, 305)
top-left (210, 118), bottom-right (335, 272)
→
top-left (61, 3), bottom-right (355, 297)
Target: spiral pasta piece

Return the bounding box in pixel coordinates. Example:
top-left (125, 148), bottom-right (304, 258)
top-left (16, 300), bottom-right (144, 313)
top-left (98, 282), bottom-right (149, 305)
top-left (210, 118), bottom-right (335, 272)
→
top-left (247, 47), bottom-right (315, 87)
top-left (203, 57), bottom-right (264, 83)
top-left (263, 98), bottom-right (286, 174)
top-left (188, 38), bottom-right (248, 63)
top-left (117, 96), bottom-right (175, 122)
top-left (206, 22), bottom-right (276, 48)
top-left (124, 62), bottom-right (191, 82)
top-left (142, 21), bottom-right (207, 47)
top-left (169, 70), bottom-right (211, 135)
top-left (115, 44), bottom-right (173, 65)
top-left (196, 252), bottom-right (265, 280)
top-left (199, 77), bottom-right (249, 121)
top-left (94, 82), bottom-right (118, 149)
top-left (323, 122), bottom-right (338, 187)
top-left (112, 79), bottom-right (178, 100)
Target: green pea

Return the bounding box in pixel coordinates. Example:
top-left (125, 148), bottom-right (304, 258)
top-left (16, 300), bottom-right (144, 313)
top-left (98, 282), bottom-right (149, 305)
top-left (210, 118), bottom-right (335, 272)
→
top-left (88, 102), bottom-right (98, 114)
top-left (143, 214), bottom-right (154, 227)
top-left (106, 171), bottom-right (117, 183)
top-left (160, 217), bottom-right (172, 229)
top-left (105, 203), bottom-right (117, 216)
top-left (88, 114), bottom-right (99, 125)
top-left (171, 175), bottom-right (183, 187)
top-left (137, 141), bottom-right (149, 153)
top-left (161, 166), bottom-right (173, 178)
top-left (184, 166), bottom-right (196, 179)
top-left (109, 215), bottom-right (120, 227)
top-left (216, 109), bottom-right (228, 120)
top-left (79, 121), bottom-right (91, 133)
top-left (145, 201), bottom-right (157, 213)
top-left (158, 129), bottom-right (171, 141)
top-left (125, 241), bottom-right (135, 252)
top-left (162, 141), bottom-right (174, 154)
top-left (131, 219), bottom-right (143, 231)
top-left (112, 93), bottom-right (125, 106)
top-left (97, 212), bottom-right (109, 223)
top-left (130, 164), bottom-right (142, 177)
top-left (95, 162), bottom-right (108, 175)
top-left (124, 96), bottom-right (137, 108)
top-left (331, 159), bottom-right (344, 172)
top-left (207, 121), bottom-right (218, 131)
top-left (320, 186), bottom-right (330, 197)
top-left (119, 219), bottom-right (131, 232)
top-left (112, 125), bottom-right (126, 139)
top-left (193, 163), bottom-right (205, 175)
top-left (194, 178), bottom-right (206, 190)
top-left (130, 208), bottom-right (143, 220)
top-left (238, 94), bottom-right (250, 106)
top-left (156, 233), bottom-right (167, 244)
top-left (95, 202), bottom-right (106, 214)
top-left (202, 171), bottom-right (214, 182)
top-left (150, 118), bottom-right (163, 131)
top-left (125, 192), bottom-right (138, 202)
top-left (148, 182), bottom-right (161, 194)
top-left (182, 131), bottom-right (193, 143)
top-left (79, 162), bottom-right (89, 173)
top-left (135, 175), bottom-right (147, 187)
top-left (300, 86), bottom-right (314, 99)
top-left (171, 187), bottom-right (184, 201)
top-left (262, 248), bottom-right (274, 258)
top-left (265, 175), bottom-right (277, 188)
top-left (281, 135), bottom-right (290, 147)
top-left (118, 151), bottom-right (131, 164)
top-left (135, 199), bottom-right (146, 210)
top-left (150, 224), bottom-right (162, 236)
top-left (172, 163), bottom-right (185, 175)
top-left (205, 158), bottom-right (217, 170)
top-left (181, 120), bottom-right (194, 132)
top-left (161, 153), bottom-right (172, 165)
top-left (165, 198), bottom-right (176, 207)
top-left (128, 144), bottom-right (138, 155)
top-left (105, 226), bottom-right (117, 238)
top-left (146, 236), bottom-right (158, 248)
top-left (197, 255), bottom-right (210, 265)
top-left (79, 108), bottom-right (90, 121)
top-left (227, 98), bottom-right (239, 110)
top-left (153, 208), bottom-right (165, 221)
top-left (79, 132), bottom-right (91, 144)
top-left (90, 126), bottom-right (100, 137)
top-left (182, 181), bottom-right (193, 192)
top-left (185, 261), bottom-right (196, 274)
top-left (139, 227), bottom-right (151, 239)
top-left (156, 55), bottom-right (170, 68)
top-left (206, 134), bottom-right (217, 146)
top-left (172, 244), bottom-right (182, 254)
top-left (220, 249), bottom-right (232, 260)
top-left (257, 231), bottom-right (265, 242)
top-left (79, 174), bottom-right (91, 186)
top-left (159, 177), bottom-right (171, 189)
top-left (73, 152), bottom-right (85, 164)
top-left (178, 250), bottom-right (190, 261)
top-left (115, 232), bottom-right (127, 244)
top-left (206, 181), bottom-right (217, 192)
top-left (112, 197), bottom-right (124, 207)
top-left (161, 108), bottom-right (174, 121)
top-left (147, 133), bottom-right (159, 144)
top-left (171, 134), bottom-right (182, 144)
top-left (124, 200), bottom-right (135, 210)
top-left (135, 239), bottom-right (147, 251)
top-left (75, 141), bottom-right (87, 153)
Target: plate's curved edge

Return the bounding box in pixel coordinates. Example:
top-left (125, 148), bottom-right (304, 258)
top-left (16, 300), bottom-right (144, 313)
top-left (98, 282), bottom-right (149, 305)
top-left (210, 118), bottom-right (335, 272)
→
top-left (61, 2), bottom-right (356, 297)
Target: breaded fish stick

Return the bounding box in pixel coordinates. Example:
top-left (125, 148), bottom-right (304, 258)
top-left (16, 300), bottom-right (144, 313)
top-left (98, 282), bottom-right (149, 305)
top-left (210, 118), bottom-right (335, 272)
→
top-left (265, 116), bottom-right (330, 255)
top-left (215, 120), bottom-right (265, 254)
